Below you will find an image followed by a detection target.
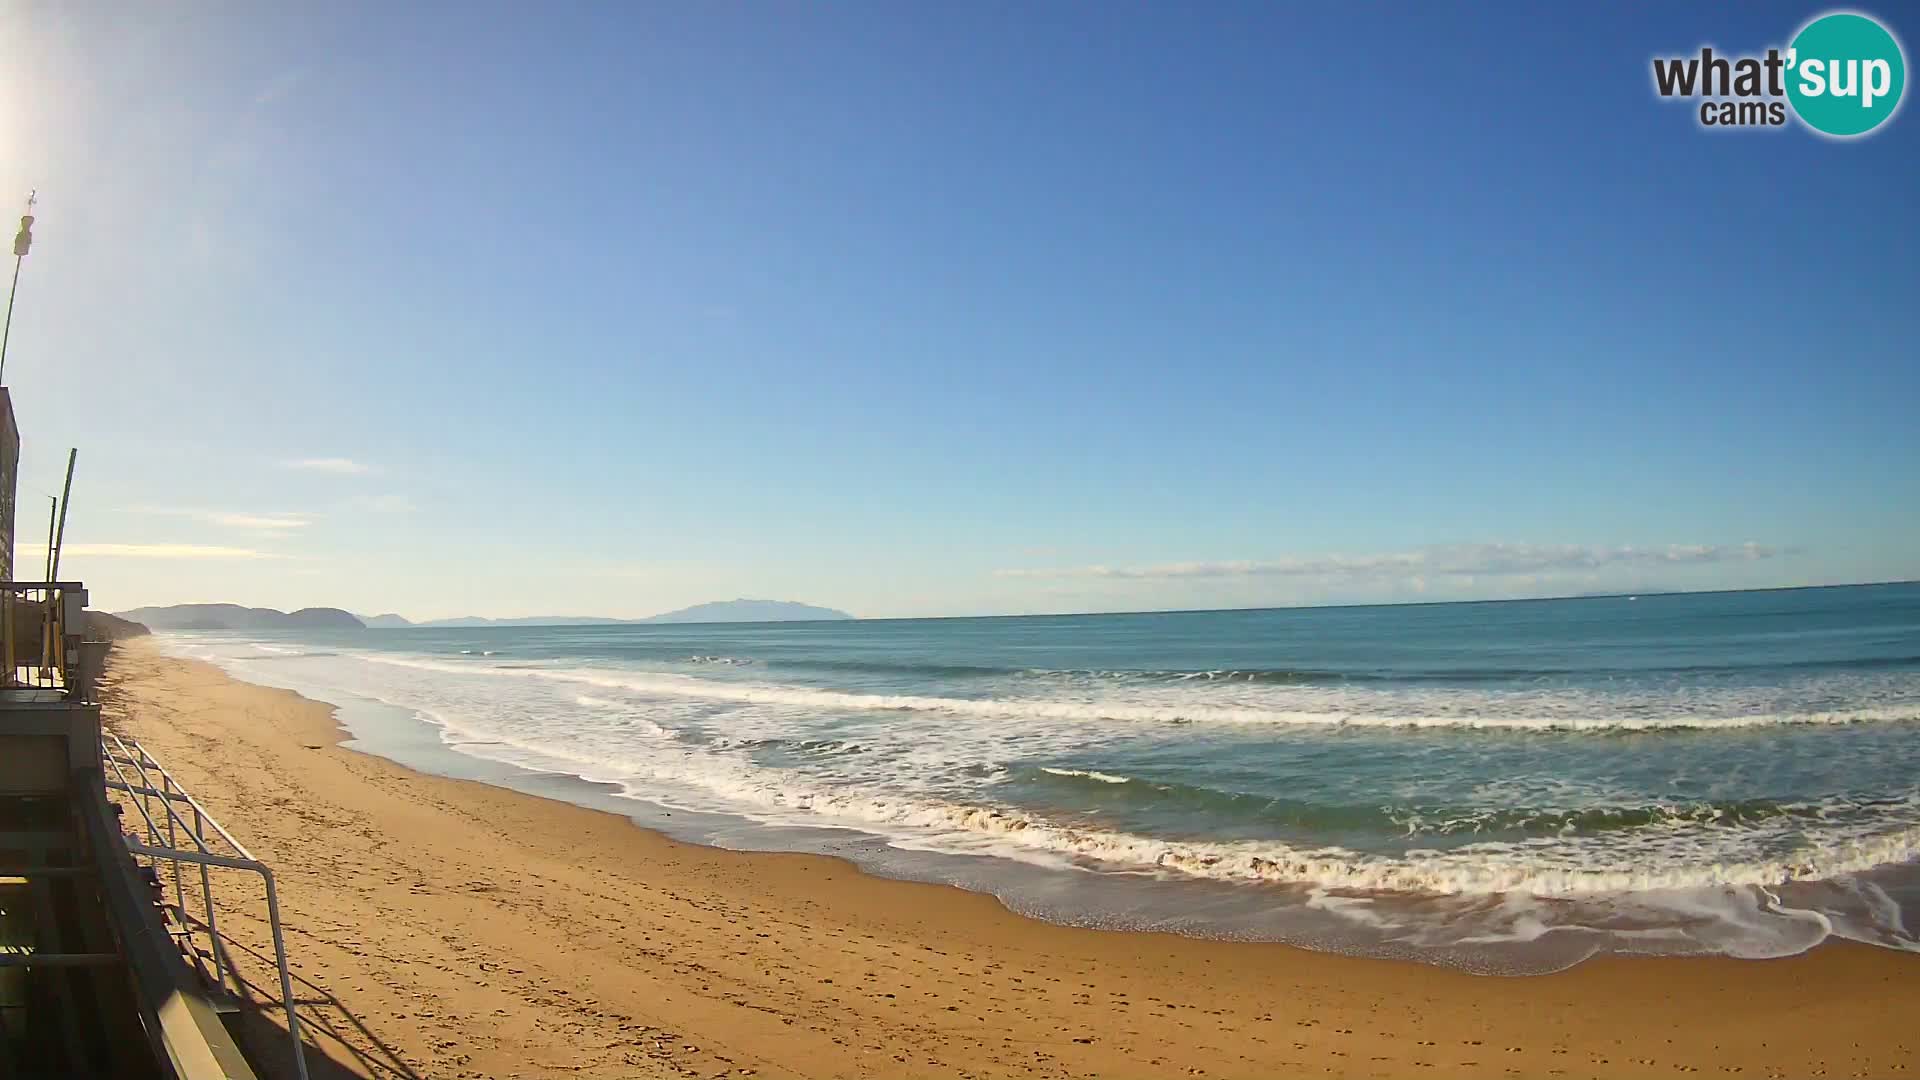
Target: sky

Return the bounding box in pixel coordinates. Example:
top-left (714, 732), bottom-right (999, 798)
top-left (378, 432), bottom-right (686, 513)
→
top-left (0, 2), bottom-right (1915, 620)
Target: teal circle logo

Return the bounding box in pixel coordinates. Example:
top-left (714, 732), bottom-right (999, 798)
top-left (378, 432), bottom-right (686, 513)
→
top-left (1786, 12), bottom-right (1906, 137)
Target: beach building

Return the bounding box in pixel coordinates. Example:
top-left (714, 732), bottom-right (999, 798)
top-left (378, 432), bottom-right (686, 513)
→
top-left (0, 387), bottom-right (302, 1078)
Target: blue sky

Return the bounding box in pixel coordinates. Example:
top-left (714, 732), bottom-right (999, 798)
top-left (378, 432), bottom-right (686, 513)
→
top-left (0, 2), bottom-right (1914, 619)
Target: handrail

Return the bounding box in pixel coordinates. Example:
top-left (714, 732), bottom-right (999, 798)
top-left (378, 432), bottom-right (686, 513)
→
top-left (101, 731), bottom-right (234, 977)
top-left (102, 732), bottom-right (238, 993)
top-left (102, 733), bottom-right (310, 1080)
top-left (109, 737), bottom-right (263, 862)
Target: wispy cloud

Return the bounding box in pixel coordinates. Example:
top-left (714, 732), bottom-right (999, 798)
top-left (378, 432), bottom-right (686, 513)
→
top-left (127, 507), bottom-right (313, 533)
top-left (995, 542), bottom-right (1782, 582)
top-left (20, 543), bottom-right (290, 561)
top-left (347, 493), bottom-right (414, 514)
top-left (252, 68), bottom-right (305, 110)
top-left (207, 512), bottom-right (310, 531)
top-left (284, 457), bottom-right (374, 475)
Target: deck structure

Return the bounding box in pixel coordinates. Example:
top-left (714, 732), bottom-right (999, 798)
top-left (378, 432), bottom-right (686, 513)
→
top-left (0, 391), bottom-right (301, 1077)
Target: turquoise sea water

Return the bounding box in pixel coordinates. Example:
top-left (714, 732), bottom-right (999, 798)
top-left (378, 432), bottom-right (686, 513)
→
top-left (160, 583), bottom-right (1920, 971)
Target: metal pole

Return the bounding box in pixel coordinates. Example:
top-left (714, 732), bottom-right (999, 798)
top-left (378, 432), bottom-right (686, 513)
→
top-left (40, 498), bottom-right (56, 676)
top-left (43, 496), bottom-right (56, 580)
top-left (259, 870), bottom-right (312, 1080)
top-left (193, 801), bottom-right (232, 994)
top-left (1, 191), bottom-right (34, 385)
top-left (0, 254), bottom-right (21, 384)
top-left (49, 449), bottom-right (75, 581)
top-left (164, 773), bottom-right (184, 917)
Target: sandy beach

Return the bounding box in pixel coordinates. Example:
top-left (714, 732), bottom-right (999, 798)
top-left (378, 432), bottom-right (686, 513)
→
top-left (97, 638), bottom-right (1916, 1080)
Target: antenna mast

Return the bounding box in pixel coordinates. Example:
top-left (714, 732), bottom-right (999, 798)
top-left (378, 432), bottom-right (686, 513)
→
top-left (49, 449), bottom-right (75, 582)
top-left (43, 496), bottom-right (55, 580)
top-left (0, 191), bottom-right (37, 384)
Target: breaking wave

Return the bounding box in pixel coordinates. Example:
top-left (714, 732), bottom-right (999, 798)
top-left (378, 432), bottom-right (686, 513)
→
top-left (352, 653), bottom-right (1920, 732)
top-left (406, 697), bottom-right (1920, 902)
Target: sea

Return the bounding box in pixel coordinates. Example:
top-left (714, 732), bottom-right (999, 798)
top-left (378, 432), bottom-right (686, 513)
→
top-left (156, 582), bottom-right (1920, 974)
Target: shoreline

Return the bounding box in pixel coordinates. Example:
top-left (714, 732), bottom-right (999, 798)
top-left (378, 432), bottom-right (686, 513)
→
top-left (102, 638), bottom-right (1918, 1079)
top-left (160, 631), bottom-right (1920, 974)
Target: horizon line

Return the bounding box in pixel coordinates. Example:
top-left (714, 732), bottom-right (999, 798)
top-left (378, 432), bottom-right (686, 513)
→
top-left (123, 578), bottom-right (1918, 629)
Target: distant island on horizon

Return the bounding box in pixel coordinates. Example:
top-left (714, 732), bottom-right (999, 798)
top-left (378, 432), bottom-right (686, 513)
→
top-left (118, 598), bottom-right (856, 631)
top-left (365, 599), bottom-right (856, 627)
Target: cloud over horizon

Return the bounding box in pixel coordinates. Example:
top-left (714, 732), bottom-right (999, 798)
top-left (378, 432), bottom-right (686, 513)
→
top-left (347, 493), bottom-right (414, 514)
top-left (995, 542), bottom-right (1783, 583)
top-left (283, 457), bottom-right (375, 475)
top-left (126, 507), bottom-right (314, 534)
top-left (21, 542), bottom-right (292, 561)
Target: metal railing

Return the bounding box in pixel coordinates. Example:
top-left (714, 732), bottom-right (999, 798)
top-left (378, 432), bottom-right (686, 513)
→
top-left (101, 732), bottom-right (310, 1080)
top-left (0, 580), bottom-right (88, 694)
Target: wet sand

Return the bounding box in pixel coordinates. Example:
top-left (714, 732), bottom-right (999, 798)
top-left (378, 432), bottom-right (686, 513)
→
top-left (100, 638), bottom-right (1917, 1079)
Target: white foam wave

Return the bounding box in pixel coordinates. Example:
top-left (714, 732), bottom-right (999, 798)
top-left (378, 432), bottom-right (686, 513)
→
top-left (398, 686), bottom-right (1920, 900)
top-left (1041, 767), bottom-right (1133, 784)
top-left (566, 695), bottom-right (675, 737)
top-left (350, 652), bottom-right (1919, 732)
top-left (606, 752), bottom-right (1920, 898)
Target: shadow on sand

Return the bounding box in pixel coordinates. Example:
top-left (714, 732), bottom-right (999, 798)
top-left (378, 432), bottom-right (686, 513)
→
top-left (205, 933), bottom-right (424, 1080)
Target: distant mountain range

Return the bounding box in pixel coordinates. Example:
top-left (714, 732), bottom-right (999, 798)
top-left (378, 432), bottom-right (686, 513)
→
top-left (365, 599), bottom-right (854, 627)
top-left (117, 603), bottom-right (366, 631)
top-left (117, 599), bottom-right (854, 631)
